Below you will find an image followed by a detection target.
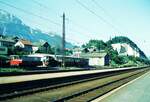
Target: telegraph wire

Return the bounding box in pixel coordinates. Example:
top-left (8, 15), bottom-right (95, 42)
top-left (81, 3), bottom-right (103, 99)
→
top-left (91, 0), bottom-right (129, 35)
top-left (31, 0), bottom-right (87, 44)
top-left (19, 16), bottom-right (82, 44)
top-left (0, 1), bottom-right (82, 45)
top-left (92, 0), bottom-right (112, 18)
top-left (92, 0), bottom-right (117, 24)
top-left (31, 0), bottom-right (95, 38)
top-left (24, 0), bottom-right (88, 43)
top-left (75, 0), bottom-right (122, 34)
top-left (0, 0), bottom-right (61, 26)
top-left (31, 0), bottom-right (59, 16)
top-left (0, 1), bottom-right (91, 44)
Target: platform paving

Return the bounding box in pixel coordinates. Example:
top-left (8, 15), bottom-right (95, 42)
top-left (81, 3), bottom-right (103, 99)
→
top-left (94, 71), bottom-right (150, 102)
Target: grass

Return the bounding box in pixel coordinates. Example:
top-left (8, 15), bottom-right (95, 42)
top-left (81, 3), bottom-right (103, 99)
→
top-left (0, 68), bottom-right (26, 72)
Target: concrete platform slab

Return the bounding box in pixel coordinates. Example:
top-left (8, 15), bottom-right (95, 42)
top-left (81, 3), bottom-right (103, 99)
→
top-left (93, 71), bottom-right (150, 102)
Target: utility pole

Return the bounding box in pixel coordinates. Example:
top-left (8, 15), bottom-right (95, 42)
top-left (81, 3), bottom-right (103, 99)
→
top-left (62, 13), bottom-right (65, 68)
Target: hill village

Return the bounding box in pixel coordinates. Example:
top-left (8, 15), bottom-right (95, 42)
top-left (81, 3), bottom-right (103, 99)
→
top-left (0, 34), bottom-right (149, 70)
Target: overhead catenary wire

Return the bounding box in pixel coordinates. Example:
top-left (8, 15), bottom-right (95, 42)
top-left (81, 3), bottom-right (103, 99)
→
top-left (24, 2), bottom-right (85, 43)
top-left (31, 0), bottom-right (59, 16)
top-left (75, 0), bottom-right (122, 34)
top-left (91, 0), bottom-right (129, 35)
top-left (92, 0), bottom-right (112, 19)
top-left (31, 0), bottom-right (87, 30)
top-left (0, 1), bottom-right (83, 45)
top-left (31, 0), bottom-right (95, 38)
top-left (0, 0), bottom-right (61, 26)
top-left (0, 0), bottom-right (99, 45)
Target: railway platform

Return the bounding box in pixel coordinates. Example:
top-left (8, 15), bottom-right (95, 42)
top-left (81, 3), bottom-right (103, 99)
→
top-left (0, 67), bottom-right (149, 102)
top-left (93, 71), bottom-right (150, 102)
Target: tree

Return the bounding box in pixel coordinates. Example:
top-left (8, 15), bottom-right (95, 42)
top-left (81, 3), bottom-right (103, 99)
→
top-left (36, 42), bottom-right (54, 54)
top-left (82, 39), bottom-right (107, 51)
top-left (54, 47), bottom-right (60, 55)
top-left (65, 49), bottom-right (73, 55)
top-left (82, 48), bottom-right (89, 53)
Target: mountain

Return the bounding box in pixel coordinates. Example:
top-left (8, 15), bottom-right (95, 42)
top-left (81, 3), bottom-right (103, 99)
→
top-left (107, 36), bottom-right (147, 59)
top-left (0, 9), bottom-right (73, 48)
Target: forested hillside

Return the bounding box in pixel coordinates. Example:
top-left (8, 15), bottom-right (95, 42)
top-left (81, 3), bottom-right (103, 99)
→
top-left (82, 36), bottom-right (149, 67)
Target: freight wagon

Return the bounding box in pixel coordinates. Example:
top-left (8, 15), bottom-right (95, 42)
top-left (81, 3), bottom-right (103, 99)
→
top-left (9, 54), bottom-right (89, 68)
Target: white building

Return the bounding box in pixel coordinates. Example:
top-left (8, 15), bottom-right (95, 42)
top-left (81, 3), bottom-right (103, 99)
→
top-left (80, 52), bottom-right (109, 66)
top-left (32, 46), bottom-right (39, 53)
top-left (73, 47), bottom-right (82, 58)
top-left (111, 43), bottom-right (140, 57)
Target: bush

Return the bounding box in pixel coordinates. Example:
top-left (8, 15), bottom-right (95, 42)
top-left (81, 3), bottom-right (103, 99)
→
top-left (0, 68), bottom-right (25, 72)
top-left (0, 55), bottom-right (10, 67)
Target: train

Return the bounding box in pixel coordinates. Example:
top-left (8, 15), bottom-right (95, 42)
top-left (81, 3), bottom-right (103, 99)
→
top-left (9, 53), bottom-right (89, 68)
top-left (55, 55), bottom-right (89, 67)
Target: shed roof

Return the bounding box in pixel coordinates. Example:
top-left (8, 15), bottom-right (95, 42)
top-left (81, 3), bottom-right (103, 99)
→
top-left (80, 52), bottom-right (108, 58)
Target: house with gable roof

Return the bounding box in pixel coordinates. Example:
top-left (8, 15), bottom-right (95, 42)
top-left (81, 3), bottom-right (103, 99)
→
top-left (14, 39), bottom-right (33, 53)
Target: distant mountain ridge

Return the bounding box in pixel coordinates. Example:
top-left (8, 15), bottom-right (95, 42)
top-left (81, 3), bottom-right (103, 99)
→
top-left (0, 9), bottom-right (73, 48)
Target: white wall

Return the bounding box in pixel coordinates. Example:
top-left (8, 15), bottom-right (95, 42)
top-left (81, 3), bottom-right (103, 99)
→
top-left (32, 46), bottom-right (38, 53)
top-left (14, 41), bottom-right (24, 48)
top-left (89, 57), bottom-right (105, 66)
top-left (112, 43), bottom-right (140, 57)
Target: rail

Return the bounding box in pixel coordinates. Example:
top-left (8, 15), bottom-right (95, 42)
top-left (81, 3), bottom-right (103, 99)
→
top-left (0, 66), bottom-right (149, 101)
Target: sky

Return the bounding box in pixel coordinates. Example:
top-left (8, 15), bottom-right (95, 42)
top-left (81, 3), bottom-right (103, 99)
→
top-left (0, 0), bottom-right (150, 56)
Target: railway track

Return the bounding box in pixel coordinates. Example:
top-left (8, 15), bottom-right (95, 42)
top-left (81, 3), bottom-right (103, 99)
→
top-left (55, 69), bottom-right (147, 102)
top-left (0, 67), bottom-right (149, 102)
